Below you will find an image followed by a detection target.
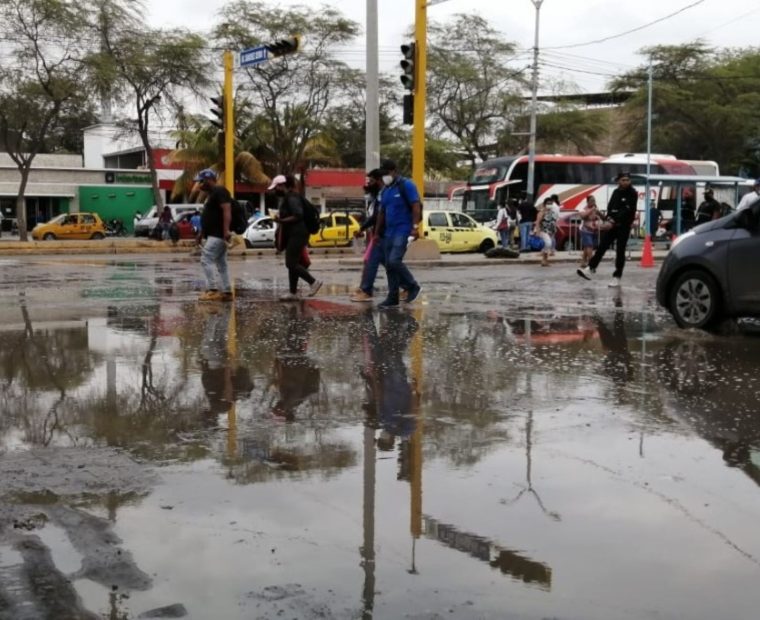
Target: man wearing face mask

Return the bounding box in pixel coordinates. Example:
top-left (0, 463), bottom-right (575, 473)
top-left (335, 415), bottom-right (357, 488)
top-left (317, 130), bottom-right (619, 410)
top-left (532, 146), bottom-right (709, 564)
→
top-left (351, 168), bottom-right (407, 303)
top-left (270, 174), bottom-right (322, 301)
top-left (375, 159), bottom-right (422, 309)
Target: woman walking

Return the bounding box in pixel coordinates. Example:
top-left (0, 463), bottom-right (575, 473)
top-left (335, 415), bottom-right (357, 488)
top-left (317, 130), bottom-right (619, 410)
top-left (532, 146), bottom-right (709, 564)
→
top-left (577, 195), bottom-right (600, 268)
top-left (271, 175), bottom-right (322, 301)
top-left (533, 198), bottom-right (559, 267)
top-left (494, 202), bottom-right (510, 248)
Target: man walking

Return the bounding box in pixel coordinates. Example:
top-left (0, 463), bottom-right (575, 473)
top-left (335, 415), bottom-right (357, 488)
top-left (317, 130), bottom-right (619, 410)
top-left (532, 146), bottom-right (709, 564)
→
top-left (375, 159), bottom-right (422, 309)
top-left (577, 172), bottom-right (638, 288)
top-left (196, 169), bottom-right (234, 302)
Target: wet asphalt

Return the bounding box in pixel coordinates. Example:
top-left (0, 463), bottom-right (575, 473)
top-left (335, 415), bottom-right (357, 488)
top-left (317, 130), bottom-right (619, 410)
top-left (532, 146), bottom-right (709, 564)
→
top-left (0, 253), bottom-right (759, 620)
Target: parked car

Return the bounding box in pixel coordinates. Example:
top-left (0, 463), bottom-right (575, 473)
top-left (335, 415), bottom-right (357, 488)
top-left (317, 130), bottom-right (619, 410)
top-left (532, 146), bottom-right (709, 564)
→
top-left (309, 213), bottom-right (360, 248)
top-left (134, 205), bottom-right (199, 238)
top-left (243, 216), bottom-right (276, 248)
top-left (173, 213), bottom-right (200, 240)
top-left (656, 197), bottom-right (760, 329)
top-left (422, 210), bottom-right (497, 253)
top-left (31, 213), bottom-right (107, 240)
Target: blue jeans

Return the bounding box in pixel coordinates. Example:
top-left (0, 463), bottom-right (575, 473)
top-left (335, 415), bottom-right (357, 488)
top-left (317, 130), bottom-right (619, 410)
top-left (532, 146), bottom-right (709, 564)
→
top-left (498, 229), bottom-right (509, 247)
top-left (383, 235), bottom-right (418, 302)
top-left (519, 222), bottom-right (533, 251)
top-left (360, 236), bottom-right (384, 294)
top-left (201, 236), bottom-right (231, 292)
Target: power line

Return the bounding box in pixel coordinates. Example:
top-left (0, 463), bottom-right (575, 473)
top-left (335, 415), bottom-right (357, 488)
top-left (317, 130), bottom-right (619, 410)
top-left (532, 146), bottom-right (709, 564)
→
top-left (545, 0), bottom-right (706, 50)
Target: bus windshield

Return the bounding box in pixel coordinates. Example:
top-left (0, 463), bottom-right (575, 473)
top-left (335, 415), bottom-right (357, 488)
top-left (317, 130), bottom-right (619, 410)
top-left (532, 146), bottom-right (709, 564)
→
top-left (469, 161), bottom-right (513, 185)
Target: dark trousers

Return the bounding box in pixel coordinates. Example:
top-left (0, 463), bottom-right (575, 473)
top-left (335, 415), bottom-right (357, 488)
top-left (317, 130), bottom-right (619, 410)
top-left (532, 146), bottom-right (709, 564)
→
top-left (360, 236), bottom-right (384, 295)
top-left (285, 231), bottom-right (315, 293)
top-left (589, 225), bottom-right (630, 278)
top-left (383, 235), bottom-right (418, 302)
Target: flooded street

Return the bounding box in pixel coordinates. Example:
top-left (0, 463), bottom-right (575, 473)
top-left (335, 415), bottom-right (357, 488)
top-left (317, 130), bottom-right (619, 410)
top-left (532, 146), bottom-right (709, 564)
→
top-left (1, 255), bottom-right (759, 619)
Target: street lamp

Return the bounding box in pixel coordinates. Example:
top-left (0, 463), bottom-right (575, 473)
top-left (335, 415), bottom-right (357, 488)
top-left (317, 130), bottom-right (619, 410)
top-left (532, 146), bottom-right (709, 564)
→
top-left (526, 0), bottom-right (544, 205)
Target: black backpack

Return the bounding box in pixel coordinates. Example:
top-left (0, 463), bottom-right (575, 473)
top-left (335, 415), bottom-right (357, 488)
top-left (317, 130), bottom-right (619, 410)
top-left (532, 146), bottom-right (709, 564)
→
top-left (231, 199), bottom-right (248, 234)
top-left (301, 196), bottom-right (321, 234)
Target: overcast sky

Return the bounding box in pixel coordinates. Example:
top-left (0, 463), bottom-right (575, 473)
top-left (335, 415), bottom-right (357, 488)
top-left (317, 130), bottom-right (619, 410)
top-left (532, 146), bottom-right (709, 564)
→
top-left (147, 0), bottom-right (760, 93)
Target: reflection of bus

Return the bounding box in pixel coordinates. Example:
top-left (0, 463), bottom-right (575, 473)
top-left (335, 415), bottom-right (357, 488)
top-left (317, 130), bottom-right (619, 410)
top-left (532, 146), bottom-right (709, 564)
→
top-left (450, 153), bottom-right (700, 221)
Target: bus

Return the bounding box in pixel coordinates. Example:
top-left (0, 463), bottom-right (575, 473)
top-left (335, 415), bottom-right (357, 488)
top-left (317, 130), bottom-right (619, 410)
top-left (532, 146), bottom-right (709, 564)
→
top-left (449, 153), bottom-right (702, 221)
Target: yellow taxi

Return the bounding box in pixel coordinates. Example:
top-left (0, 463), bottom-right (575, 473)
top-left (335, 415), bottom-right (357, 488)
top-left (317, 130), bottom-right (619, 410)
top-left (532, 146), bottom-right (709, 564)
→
top-left (309, 212), bottom-right (361, 248)
top-left (32, 212), bottom-right (107, 241)
top-left (421, 210), bottom-right (497, 253)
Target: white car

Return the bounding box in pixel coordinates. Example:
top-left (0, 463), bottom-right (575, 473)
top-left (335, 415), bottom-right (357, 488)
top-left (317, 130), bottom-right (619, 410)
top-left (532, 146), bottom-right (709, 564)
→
top-left (243, 216), bottom-right (276, 248)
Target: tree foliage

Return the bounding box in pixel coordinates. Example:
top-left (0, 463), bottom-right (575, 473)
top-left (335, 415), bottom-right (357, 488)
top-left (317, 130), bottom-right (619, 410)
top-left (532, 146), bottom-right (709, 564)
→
top-left (214, 1), bottom-right (359, 175)
top-left (425, 14), bottom-right (527, 168)
top-left (0, 0), bottom-right (94, 239)
top-left (611, 41), bottom-right (760, 176)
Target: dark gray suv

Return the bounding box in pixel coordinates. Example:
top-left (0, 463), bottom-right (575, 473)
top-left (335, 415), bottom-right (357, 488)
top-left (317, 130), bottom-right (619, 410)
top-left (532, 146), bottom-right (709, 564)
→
top-left (656, 198), bottom-right (760, 329)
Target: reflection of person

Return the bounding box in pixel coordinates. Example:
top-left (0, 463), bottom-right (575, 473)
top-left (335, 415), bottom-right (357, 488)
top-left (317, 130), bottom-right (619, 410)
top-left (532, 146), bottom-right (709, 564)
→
top-left (594, 296), bottom-right (633, 392)
top-left (199, 305), bottom-right (253, 423)
top-left (359, 310), bottom-right (419, 451)
top-left (272, 305), bottom-right (320, 421)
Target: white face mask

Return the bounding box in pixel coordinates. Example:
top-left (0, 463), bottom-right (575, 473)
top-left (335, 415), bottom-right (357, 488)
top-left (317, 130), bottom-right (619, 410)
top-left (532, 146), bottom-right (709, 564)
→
top-left (382, 175), bottom-right (393, 186)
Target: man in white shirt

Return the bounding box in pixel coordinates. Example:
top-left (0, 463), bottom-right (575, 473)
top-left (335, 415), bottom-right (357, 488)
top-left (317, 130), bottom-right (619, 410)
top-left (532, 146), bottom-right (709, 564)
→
top-left (737, 179), bottom-right (760, 211)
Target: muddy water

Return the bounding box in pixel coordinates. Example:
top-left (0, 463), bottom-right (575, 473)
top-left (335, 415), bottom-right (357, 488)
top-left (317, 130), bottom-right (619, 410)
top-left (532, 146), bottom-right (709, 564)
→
top-left (1, 260), bottom-right (760, 619)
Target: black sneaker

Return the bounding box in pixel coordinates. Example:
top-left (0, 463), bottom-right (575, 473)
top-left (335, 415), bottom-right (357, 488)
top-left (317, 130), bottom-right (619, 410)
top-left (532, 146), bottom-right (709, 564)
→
top-left (377, 298), bottom-right (399, 310)
top-left (404, 285), bottom-right (422, 304)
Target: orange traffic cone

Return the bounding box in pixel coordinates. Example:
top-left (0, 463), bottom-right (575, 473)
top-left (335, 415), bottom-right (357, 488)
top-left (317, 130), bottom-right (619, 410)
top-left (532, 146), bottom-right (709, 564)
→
top-left (640, 234), bottom-right (655, 268)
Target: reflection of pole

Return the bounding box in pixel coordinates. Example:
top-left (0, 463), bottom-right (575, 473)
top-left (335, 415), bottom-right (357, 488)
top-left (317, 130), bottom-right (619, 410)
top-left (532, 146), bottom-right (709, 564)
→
top-left (361, 424), bottom-right (376, 618)
top-left (409, 308), bottom-right (424, 573)
top-left (227, 304), bottom-right (238, 459)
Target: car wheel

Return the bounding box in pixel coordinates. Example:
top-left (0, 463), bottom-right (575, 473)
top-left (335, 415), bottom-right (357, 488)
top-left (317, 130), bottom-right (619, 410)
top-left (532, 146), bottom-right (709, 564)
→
top-left (244, 238), bottom-right (253, 249)
top-left (479, 239), bottom-right (495, 253)
top-left (668, 270), bottom-right (722, 330)
top-left (43, 233), bottom-right (56, 240)
top-left (91, 232), bottom-right (105, 240)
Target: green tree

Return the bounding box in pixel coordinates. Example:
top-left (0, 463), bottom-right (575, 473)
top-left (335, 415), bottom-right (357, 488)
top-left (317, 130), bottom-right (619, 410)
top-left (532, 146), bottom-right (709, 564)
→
top-left (611, 42), bottom-right (760, 175)
top-left (425, 14), bottom-right (527, 169)
top-left (0, 0), bottom-right (93, 241)
top-left (214, 1), bottom-right (360, 175)
top-left (91, 1), bottom-right (209, 208)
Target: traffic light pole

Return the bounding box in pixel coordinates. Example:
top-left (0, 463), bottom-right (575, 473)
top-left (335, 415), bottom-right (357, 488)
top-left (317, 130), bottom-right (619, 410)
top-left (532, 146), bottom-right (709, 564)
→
top-left (412, 0), bottom-right (427, 193)
top-left (223, 50), bottom-right (235, 197)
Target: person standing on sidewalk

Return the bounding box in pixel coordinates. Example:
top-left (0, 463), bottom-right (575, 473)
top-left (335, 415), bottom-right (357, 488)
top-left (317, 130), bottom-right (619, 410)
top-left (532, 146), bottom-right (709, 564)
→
top-left (270, 174), bottom-right (322, 301)
top-left (533, 198), bottom-right (558, 267)
top-left (196, 169), bottom-right (234, 302)
top-left (375, 159), bottom-right (422, 309)
top-left (517, 193), bottom-right (538, 252)
top-left (577, 171), bottom-right (638, 287)
top-left (494, 201), bottom-right (510, 248)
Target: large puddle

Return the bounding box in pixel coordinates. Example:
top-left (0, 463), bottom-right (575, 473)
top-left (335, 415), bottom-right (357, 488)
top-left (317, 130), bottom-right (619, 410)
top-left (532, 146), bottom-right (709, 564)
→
top-left (1, 260), bottom-right (760, 619)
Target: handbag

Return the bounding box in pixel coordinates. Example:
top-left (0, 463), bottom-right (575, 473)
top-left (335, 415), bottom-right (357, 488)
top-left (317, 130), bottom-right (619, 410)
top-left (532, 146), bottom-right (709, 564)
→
top-left (528, 235), bottom-right (545, 251)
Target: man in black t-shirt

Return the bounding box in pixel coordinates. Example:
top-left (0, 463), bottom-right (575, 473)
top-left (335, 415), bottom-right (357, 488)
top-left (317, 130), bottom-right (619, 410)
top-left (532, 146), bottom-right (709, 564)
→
top-left (196, 169), bottom-right (233, 302)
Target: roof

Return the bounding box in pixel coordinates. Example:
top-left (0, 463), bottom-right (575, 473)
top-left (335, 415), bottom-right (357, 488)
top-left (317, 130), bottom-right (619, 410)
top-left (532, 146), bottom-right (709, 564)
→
top-left (629, 174), bottom-right (751, 184)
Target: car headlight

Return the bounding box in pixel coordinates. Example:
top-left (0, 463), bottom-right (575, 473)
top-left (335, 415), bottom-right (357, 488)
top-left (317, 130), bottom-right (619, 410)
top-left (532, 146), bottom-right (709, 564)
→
top-left (670, 230), bottom-right (695, 249)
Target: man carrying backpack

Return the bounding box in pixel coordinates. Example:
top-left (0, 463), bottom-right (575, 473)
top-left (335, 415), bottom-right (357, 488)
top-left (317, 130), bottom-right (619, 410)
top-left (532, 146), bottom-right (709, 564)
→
top-left (196, 168), bottom-right (234, 302)
top-left (375, 159), bottom-right (422, 309)
top-left (270, 174), bottom-right (322, 301)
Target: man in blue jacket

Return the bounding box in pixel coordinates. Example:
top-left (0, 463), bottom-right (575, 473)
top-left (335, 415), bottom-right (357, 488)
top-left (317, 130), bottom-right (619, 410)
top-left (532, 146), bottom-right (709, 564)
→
top-left (375, 159), bottom-right (423, 309)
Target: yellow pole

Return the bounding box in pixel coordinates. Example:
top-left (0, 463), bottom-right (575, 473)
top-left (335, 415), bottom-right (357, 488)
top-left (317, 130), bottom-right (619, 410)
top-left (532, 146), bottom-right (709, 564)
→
top-left (223, 50), bottom-right (235, 197)
top-left (412, 0), bottom-right (427, 193)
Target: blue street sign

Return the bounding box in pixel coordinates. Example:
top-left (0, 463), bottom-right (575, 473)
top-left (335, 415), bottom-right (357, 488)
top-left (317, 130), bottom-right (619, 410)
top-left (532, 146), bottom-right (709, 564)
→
top-left (240, 45), bottom-right (269, 67)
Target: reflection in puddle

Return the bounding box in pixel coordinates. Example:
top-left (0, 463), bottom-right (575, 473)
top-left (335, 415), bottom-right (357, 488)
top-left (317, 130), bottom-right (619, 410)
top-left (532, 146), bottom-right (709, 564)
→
top-left (1, 278), bottom-right (760, 618)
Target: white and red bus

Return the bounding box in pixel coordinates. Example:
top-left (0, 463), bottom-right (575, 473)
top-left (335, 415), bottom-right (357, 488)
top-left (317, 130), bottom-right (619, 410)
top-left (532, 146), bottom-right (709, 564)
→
top-left (449, 153), bottom-right (700, 219)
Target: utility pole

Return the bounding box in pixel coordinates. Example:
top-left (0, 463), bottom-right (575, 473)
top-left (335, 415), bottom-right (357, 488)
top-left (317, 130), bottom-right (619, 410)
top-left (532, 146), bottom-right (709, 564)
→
top-left (640, 59), bottom-right (656, 268)
top-left (366, 0), bottom-right (380, 170)
top-left (526, 0), bottom-right (544, 204)
top-left (411, 0), bottom-right (428, 193)
top-left (223, 51), bottom-right (235, 196)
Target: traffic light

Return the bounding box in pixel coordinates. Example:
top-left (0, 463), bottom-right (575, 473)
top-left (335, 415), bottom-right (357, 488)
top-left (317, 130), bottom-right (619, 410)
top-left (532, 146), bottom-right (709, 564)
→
top-left (403, 94), bottom-right (414, 126)
top-left (209, 95), bottom-right (224, 131)
top-left (400, 42), bottom-right (416, 92)
top-left (266, 35), bottom-right (301, 58)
